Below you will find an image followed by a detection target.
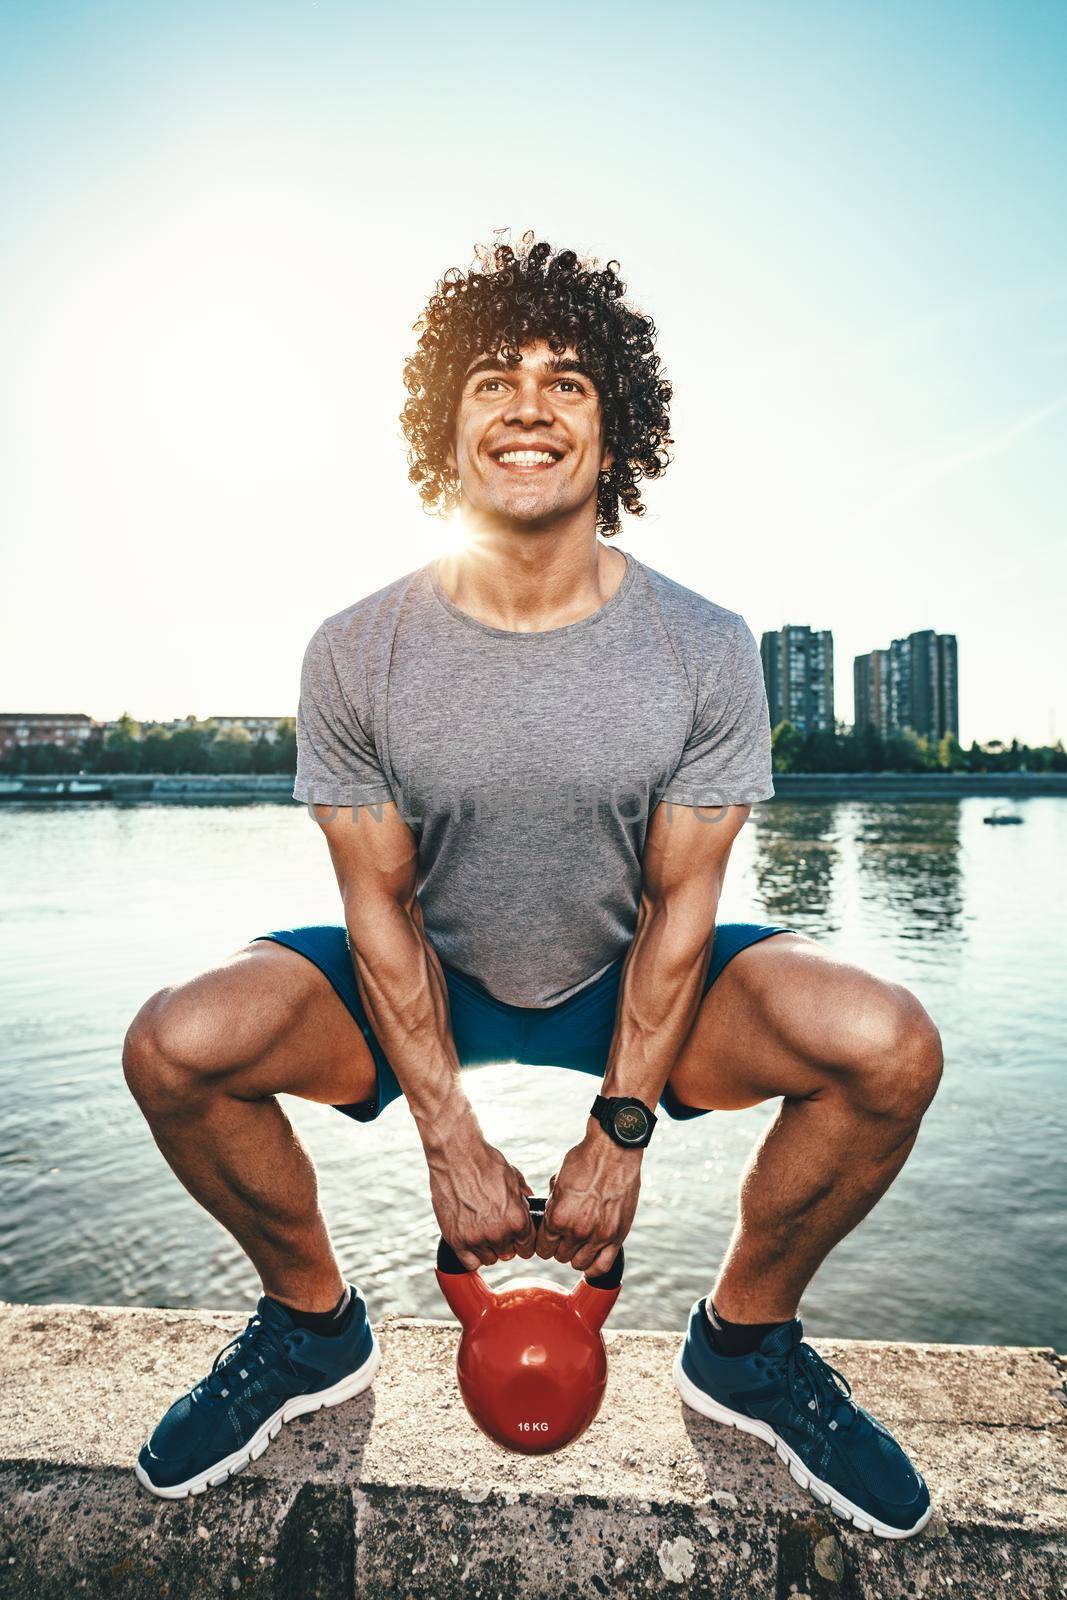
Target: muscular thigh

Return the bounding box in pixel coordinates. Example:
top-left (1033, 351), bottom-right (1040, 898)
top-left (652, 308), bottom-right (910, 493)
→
top-left (667, 932), bottom-right (898, 1112)
top-left (143, 941), bottom-right (377, 1108)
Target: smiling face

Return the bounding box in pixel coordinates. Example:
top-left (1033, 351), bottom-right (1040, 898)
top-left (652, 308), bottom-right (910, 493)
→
top-left (447, 339), bottom-right (613, 531)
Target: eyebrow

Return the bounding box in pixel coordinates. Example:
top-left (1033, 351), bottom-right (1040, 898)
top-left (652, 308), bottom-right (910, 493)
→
top-left (463, 354), bottom-right (593, 383)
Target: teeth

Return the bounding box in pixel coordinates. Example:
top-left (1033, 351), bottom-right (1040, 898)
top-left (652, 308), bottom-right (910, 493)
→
top-left (497, 451), bottom-right (557, 465)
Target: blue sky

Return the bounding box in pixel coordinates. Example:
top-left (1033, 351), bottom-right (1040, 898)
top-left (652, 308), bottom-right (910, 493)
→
top-left (2, 1), bottom-right (1064, 744)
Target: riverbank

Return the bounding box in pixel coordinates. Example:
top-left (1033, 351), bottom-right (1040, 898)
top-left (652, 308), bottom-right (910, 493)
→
top-left (1, 1301), bottom-right (1062, 1598)
top-left (0, 773), bottom-right (296, 803)
top-left (1, 771), bottom-right (1065, 804)
top-left (769, 772), bottom-right (1067, 799)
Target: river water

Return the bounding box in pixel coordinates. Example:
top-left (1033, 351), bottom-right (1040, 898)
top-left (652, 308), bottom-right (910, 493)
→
top-left (0, 798), bottom-right (1063, 1347)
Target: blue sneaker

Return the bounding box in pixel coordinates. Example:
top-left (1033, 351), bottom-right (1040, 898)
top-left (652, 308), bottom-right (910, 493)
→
top-left (135, 1285), bottom-right (380, 1498)
top-left (673, 1299), bottom-right (932, 1538)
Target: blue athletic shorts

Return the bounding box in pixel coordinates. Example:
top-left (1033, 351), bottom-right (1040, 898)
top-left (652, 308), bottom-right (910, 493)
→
top-left (251, 922), bottom-right (793, 1123)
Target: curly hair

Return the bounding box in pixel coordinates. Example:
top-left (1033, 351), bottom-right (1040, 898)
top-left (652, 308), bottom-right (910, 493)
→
top-left (400, 231), bottom-right (674, 538)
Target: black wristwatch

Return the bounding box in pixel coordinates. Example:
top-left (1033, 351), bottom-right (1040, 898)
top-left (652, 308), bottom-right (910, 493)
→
top-left (590, 1094), bottom-right (658, 1149)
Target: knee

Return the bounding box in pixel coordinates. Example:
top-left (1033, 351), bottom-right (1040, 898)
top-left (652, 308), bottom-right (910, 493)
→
top-left (843, 987), bottom-right (944, 1127)
top-left (122, 985), bottom-right (224, 1113)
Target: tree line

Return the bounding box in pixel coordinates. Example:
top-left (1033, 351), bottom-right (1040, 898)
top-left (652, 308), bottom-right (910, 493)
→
top-left (4, 712), bottom-right (1066, 777)
top-left (0, 714), bottom-right (296, 776)
top-left (772, 722), bottom-right (1067, 773)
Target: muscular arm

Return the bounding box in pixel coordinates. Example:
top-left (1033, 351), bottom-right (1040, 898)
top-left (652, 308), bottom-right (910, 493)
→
top-left (310, 800), bottom-right (537, 1267)
top-left (597, 800), bottom-right (752, 1113)
top-left (535, 799), bottom-right (751, 1277)
top-left (313, 800), bottom-right (466, 1141)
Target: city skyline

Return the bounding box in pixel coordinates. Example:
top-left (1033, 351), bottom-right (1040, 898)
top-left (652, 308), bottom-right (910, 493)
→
top-left (761, 622), bottom-right (961, 746)
top-left (5, 613), bottom-right (1053, 754)
top-left (6, 617), bottom-right (1026, 748)
top-left (4, 695), bottom-right (1058, 770)
top-left (2, 3), bottom-right (1064, 746)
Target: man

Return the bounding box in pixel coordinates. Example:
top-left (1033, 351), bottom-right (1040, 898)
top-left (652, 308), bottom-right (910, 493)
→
top-left (124, 236), bottom-right (942, 1538)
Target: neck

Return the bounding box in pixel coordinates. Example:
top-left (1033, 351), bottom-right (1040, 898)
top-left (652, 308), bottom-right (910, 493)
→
top-left (436, 528), bottom-right (628, 634)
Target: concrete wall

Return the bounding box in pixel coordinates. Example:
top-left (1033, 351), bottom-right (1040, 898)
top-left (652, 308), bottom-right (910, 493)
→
top-left (4, 770), bottom-right (1067, 805)
top-left (768, 772), bottom-right (1067, 799)
top-left (0, 774), bottom-right (296, 803)
top-left (1, 1301), bottom-right (1063, 1598)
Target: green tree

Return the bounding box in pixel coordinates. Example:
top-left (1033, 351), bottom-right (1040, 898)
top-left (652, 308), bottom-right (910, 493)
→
top-left (914, 734), bottom-right (940, 771)
top-left (141, 730), bottom-right (179, 773)
top-left (250, 735), bottom-right (275, 774)
top-left (832, 724), bottom-right (859, 773)
top-left (208, 727), bottom-right (254, 774)
top-left (19, 741), bottom-right (82, 775)
top-left (850, 722), bottom-right (886, 772)
top-left (938, 733), bottom-right (966, 771)
top-left (271, 718), bottom-right (296, 774)
top-left (169, 724), bottom-right (212, 773)
top-left (79, 727), bottom-right (105, 773)
top-left (771, 720), bottom-right (804, 772)
top-left (797, 726), bottom-right (840, 772)
top-left (97, 712), bottom-right (142, 774)
top-left (884, 728), bottom-right (927, 772)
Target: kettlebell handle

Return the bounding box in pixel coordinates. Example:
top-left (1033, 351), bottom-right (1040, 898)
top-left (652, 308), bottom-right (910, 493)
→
top-left (436, 1195), bottom-right (624, 1290)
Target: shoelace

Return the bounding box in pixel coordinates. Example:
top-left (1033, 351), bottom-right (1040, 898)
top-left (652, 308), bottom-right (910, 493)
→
top-left (197, 1315), bottom-right (299, 1402)
top-left (775, 1340), bottom-right (858, 1432)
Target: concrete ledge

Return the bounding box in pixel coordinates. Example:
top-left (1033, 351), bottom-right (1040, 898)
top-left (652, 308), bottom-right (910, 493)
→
top-left (4, 772), bottom-right (1065, 807)
top-left (0, 1302), bottom-right (1063, 1598)
top-left (0, 774), bottom-right (296, 804)
top-left (769, 772), bottom-right (1067, 799)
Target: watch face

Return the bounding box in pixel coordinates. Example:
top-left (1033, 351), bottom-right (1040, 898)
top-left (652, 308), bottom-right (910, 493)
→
top-left (613, 1104), bottom-right (649, 1144)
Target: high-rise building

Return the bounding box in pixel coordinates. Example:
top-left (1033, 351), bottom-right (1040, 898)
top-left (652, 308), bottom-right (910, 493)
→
top-left (760, 626), bottom-right (835, 733)
top-left (936, 633), bottom-right (959, 741)
top-left (853, 650), bottom-right (891, 740)
top-left (853, 632), bottom-right (958, 741)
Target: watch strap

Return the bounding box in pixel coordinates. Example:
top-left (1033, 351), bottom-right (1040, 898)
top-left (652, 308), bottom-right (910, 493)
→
top-left (591, 1093), bottom-right (657, 1148)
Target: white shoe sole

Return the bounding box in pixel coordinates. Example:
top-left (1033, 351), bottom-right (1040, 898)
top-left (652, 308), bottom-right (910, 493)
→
top-left (673, 1350), bottom-right (933, 1541)
top-left (134, 1329), bottom-right (382, 1500)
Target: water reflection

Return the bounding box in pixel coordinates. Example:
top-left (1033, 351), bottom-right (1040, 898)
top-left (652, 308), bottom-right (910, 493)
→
top-left (852, 803), bottom-right (963, 942)
top-left (750, 802), bottom-right (842, 936)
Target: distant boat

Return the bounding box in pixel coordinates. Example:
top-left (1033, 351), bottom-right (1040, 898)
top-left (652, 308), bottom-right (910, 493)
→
top-left (983, 806), bottom-right (1023, 826)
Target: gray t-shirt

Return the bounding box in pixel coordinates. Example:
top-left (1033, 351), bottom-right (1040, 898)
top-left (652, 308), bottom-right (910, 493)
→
top-left (295, 548), bottom-right (774, 1007)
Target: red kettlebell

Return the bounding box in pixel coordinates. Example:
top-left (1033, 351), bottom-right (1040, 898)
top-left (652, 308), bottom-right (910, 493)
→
top-left (435, 1195), bottom-right (624, 1455)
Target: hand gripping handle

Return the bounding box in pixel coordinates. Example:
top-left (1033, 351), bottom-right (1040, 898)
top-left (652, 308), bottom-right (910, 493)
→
top-left (436, 1195), bottom-right (624, 1290)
